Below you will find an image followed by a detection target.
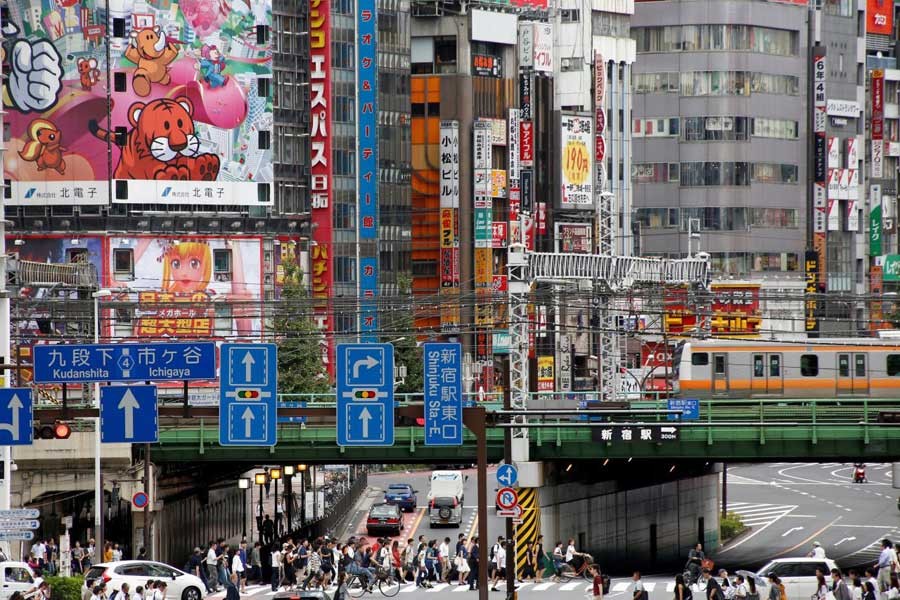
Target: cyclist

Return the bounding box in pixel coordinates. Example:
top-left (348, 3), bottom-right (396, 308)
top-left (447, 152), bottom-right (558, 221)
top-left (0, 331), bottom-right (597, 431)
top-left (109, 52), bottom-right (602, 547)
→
top-left (565, 538), bottom-right (589, 574)
top-left (551, 542), bottom-right (566, 582)
top-left (344, 544), bottom-right (376, 592)
top-left (687, 544), bottom-right (706, 584)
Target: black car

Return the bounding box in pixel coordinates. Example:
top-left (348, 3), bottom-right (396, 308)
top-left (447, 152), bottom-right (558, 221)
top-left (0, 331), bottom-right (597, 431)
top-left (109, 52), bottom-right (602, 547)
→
top-left (366, 502), bottom-right (402, 536)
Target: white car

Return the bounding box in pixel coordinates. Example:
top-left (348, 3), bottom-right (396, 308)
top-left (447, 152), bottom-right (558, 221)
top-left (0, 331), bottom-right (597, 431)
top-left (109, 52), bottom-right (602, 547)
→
top-left (755, 558), bottom-right (838, 600)
top-left (84, 561), bottom-right (205, 600)
top-left (0, 561), bottom-right (42, 600)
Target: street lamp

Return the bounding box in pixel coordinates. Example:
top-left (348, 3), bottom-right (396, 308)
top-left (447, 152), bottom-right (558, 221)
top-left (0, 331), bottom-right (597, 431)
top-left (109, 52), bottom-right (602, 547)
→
top-left (270, 468), bottom-right (282, 536)
top-left (254, 472), bottom-right (267, 545)
top-left (297, 465), bottom-right (307, 527)
top-left (91, 288), bottom-right (112, 560)
top-left (283, 466), bottom-right (294, 533)
top-left (238, 478), bottom-right (250, 539)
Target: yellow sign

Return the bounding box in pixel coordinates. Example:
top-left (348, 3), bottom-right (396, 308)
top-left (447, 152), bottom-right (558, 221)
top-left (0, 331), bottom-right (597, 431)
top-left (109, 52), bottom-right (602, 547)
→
top-left (563, 139), bottom-right (590, 185)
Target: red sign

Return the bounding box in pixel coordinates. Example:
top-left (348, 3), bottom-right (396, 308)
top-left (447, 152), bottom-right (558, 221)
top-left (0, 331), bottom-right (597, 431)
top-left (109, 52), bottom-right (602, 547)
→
top-left (867, 0), bottom-right (894, 35)
top-left (537, 202), bottom-right (546, 233)
top-left (520, 122), bottom-right (534, 164)
top-left (492, 221), bottom-right (507, 248)
top-left (524, 214), bottom-right (535, 250)
top-left (310, 0), bottom-right (334, 373)
top-left (496, 487), bottom-right (519, 510)
top-left (492, 274), bottom-right (508, 293)
top-left (641, 342), bottom-right (673, 369)
top-left (595, 135), bottom-right (606, 163)
top-left (873, 69), bottom-right (884, 140)
top-left (665, 285), bottom-right (762, 336)
top-left (132, 492), bottom-right (149, 509)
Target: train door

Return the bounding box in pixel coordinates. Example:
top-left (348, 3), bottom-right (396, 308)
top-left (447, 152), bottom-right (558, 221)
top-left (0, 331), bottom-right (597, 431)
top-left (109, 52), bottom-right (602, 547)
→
top-left (837, 353), bottom-right (869, 395)
top-left (713, 353), bottom-right (729, 394)
top-left (752, 353), bottom-right (783, 394)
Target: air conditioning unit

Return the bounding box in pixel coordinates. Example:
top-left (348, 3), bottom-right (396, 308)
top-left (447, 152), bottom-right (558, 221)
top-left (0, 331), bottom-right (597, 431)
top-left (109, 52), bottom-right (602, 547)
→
top-left (561, 58), bottom-right (572, 70)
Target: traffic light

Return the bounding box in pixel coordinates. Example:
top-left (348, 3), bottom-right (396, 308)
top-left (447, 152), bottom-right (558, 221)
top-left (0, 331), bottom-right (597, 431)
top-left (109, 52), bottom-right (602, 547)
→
top-left (35, 421), bottom-right (72, 440)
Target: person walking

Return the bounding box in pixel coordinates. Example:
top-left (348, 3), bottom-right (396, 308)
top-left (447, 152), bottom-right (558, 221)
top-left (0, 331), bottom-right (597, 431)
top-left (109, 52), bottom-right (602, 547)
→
top-left (765, 574), bottom-right (783, 600)
top-left (250, 542), bottom-right (262, 583)
top-left (262, 515), bottom-right (275, 547)
top-left (270, 543), bottom-right (283, 592)
top-left (675, 574), bottom-right (693, 600)
top-left (877, 541), bottom-right (896, 592)
top-left (633, 571), bottom-right (648, 600)
top-left (863, 582), bottom-right (877, 600)
top-left (231, 545), bottom-right (246, 593)
top-left (439, 538), bottom-right (451, 583)
top-left (467, 537), bottom-right (480, 591)
top-left (833, 569), bottom-right (854, 600)
top-left (205, 542), bottom-right (219, 594)
top-left (224, 573), bottom-right (239, 600)
top-left (489, 541), bottom-right (506, 592)
top-left (72, 542), bottom-right (85, 575)
top-left (590, 565), bottom-right (604, 600)
top-left (815, 573), bottom-right (829, 600)
top-left (534, 535), bottom-right (545, 584)
top-left (522, 541), bottom-right (536, 583)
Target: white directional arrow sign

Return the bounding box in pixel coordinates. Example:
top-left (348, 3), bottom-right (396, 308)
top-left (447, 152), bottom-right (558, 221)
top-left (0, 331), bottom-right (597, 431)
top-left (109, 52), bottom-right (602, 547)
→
top-left (0, 394), bottom-right (25, 441)
top-left (352, 356), bottom-right (380, 379)
top-left (359, 407), bottom-right (372, 438)
top-left (0, 509), bottom-right (39, 519)
top-left (0, 520), bottom-right (39, 530)
top-left (242, 407), bottom-right (255, 439)
top-left (834, 537), bottom-right (857, 546)
top-left (117, 389), bottom-right (140, 440)
top-left (242, 352), bottom-right (255, 383)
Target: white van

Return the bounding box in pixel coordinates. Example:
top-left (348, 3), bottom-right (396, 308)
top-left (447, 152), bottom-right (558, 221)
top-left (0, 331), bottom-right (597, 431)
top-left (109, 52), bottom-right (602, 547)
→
top-left (0, 561), bottom-right (41, 600)
top-left (428, 470), bottom-right (466, 503)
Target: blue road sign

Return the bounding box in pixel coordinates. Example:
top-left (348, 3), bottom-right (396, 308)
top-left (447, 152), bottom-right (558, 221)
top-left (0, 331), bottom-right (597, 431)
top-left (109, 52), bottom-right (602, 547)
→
top-left (0, 389), bottom-right (32, 446)
top-left (100, 385), bottom-right (159, 444)
top-left (667, 398), bottom-right (700, 421)
top-left (219, 344), bottom-right (277, 446)
top-left (423, 343), bottom-right (463, 446)
top-left (336, 343), bottom-right (394, 446)
top-left (33, 343), bottom-right (216, 384)
top-left (496, 464), bottom-right (518, 488)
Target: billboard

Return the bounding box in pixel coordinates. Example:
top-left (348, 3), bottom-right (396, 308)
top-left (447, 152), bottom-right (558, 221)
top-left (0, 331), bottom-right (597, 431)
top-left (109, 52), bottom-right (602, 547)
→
top-left (867, 0), bottom-right (894, 35)
top-left (665, 284), bottom-right (762, 336)
top-left (555, 223), bottom-right (592, 254)
top-left (872, 69), bottom-right (885, 179)
top-left (805, 251), bottom-right (821, 336)
top-left (560, 115), bottom-right (593, 207)
top-left (4, 0), bottom-right (273, 206)
top-left (518, 22), bottom-right (552, 73)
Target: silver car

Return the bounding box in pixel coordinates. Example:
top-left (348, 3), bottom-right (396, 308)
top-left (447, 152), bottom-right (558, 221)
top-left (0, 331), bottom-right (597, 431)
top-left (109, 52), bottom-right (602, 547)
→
top-left (429, 496), bottom-right (462, 527)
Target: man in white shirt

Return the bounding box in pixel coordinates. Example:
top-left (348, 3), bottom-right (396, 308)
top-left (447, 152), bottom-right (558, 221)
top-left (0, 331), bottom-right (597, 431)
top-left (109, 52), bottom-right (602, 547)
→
top-left (231, 552), bottom-right (245, 593)
top-left (439, 538), bottom-right (450, 582)
top-left (271, 546), bottom-right (283, 592)
top-left (632, 571), bottom-right (646, 600)
top-left (876, 540), bottom-right (895, 591)
top-left (489, 541), bottom-right (507, 592)
top-left (32, 540), bottom-right (47, 570)
top-left (808, 542), bottom-right (826, 559)
top-left (205, 543), bottom-right (219, 593)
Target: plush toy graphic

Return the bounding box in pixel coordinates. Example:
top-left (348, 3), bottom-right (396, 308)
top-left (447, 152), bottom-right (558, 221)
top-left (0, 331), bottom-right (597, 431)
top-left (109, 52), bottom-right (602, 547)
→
top-left (125, 26), bottom-right (178, 97)
top-left (77, 57), bottom-right (101, 91)
top-left (88, 96), bottom-right (220, 181)
top-left (1, 22), bottom-right (64, 112)
top-left (18, 119), bottom-right (66, 175)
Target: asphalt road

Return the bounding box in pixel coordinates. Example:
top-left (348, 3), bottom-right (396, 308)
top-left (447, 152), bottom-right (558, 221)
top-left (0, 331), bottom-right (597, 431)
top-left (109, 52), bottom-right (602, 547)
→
top-left (715, 462), bottom-right (900, 571)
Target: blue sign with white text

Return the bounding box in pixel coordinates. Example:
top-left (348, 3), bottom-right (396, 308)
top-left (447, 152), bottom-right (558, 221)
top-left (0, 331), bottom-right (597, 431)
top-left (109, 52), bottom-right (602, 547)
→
top-left (219, 344), bottom-right (278, 446)
top-left (0, 389), bottom-right (32, 446)
top-left (423, 343), bottom-right (462, 446)
top-left (337, 343), bottom-right (394, 446)
top-left (667, 398), bottom-right (700, 421)
top-left (359, 256), bottom-right (378, 343)
top-left (33, 343), bottom-right (216, 384)
top-left (100, 385), bottom-right (159, 444)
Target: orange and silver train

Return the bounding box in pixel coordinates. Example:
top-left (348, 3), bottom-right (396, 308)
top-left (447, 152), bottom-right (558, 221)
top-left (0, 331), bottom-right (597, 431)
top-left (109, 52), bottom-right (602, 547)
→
top-left (672, 339), bottom-right (900, 398)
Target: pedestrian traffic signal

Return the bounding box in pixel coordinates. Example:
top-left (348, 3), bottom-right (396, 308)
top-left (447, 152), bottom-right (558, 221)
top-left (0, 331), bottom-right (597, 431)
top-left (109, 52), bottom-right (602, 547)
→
top-left (34, 421), bottom-right (72, 440)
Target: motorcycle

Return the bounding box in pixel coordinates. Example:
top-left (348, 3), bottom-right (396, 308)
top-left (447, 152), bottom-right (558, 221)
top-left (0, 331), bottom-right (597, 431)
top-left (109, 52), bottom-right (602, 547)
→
top-left (853, 464), bottom-right (867, 483)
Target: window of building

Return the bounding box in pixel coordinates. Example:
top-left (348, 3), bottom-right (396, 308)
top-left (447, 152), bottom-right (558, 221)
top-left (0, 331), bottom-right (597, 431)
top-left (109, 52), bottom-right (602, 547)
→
top-left (113, 248), bottom-right (134, 279)
top-left (823, 0), bottom-right (853, 17)
top-left (681, 116), bottom-right (749, 141)
top-left (800, 355), bottom-right (819, 377)
top-left (634, 25), bottom-right (798, 56)
top-left (887, 355), bottom-right (900, 376)
top-left (751, 118), bottom-right (799, 139)
top-left (334, 256), bottom-right (356, 283)
top-left (214, 302), bottom-right (232, 337)
top-left (66, 248), bottom-right (88, 263)
top-left (632, 117), bottom-right (680, 137)
top-left (636, 208), bottom-right (679, 228)
top-left (214, 249), bottom-right (232, 282)
top-left (632, 163), bottom-right (678, 184)
top-left (435, 37), bottom-right (457, 71)
top-left (560, 8), bottom-right (580, 22)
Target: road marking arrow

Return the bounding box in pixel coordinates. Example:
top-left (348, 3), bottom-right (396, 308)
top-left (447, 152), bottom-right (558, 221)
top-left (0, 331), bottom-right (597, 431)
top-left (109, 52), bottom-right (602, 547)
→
top-left (360, 407), bottom-right (372, 438)
top-left (242, 352), bottom-right (255, 382)
top-left (117, 389), bottom-right (140, 439)
top-left (834, 536), bottom-right (857, 546)
top-left (242, 407), bottom-right (255, 438)
top-left (352, 355), bottom-right (380, 379)
top-left (782, 527), bottom-right (804, 537)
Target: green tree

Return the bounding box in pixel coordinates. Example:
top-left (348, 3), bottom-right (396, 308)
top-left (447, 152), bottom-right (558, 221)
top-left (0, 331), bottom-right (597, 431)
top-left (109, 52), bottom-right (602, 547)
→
top-left (273, 257), bottom-right (331, 396)
top-left (385, 274), bottom-right (423, 396)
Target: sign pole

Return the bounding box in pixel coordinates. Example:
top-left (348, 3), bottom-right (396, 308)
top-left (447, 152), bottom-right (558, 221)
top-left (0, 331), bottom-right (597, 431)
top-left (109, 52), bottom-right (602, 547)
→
top-left (92, 292), bottom-right (104, 561)
top-left (143, 443), bottom-right (151, 559)
top-left (0, 128), bottom-right (11, 524)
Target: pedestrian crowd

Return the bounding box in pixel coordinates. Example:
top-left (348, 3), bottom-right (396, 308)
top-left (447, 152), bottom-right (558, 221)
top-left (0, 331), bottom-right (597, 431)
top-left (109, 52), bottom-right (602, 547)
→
top-left (82, 578), bottom-right (168, 600)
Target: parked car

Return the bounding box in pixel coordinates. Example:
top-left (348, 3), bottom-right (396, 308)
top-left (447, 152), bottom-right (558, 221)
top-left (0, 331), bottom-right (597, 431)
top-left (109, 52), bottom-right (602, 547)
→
top-left (429, 496), bottom-right (462, 528)
top-left (755, 558), bottom-right (838, 600)
top-left (366, 502), bottom-right (402, 537)
top-left (383, 483), bottom-right (417, 512)
top-left (83, 561), bottom-right (206, 600)
top-left (0, 561), bottom-right (41, 600)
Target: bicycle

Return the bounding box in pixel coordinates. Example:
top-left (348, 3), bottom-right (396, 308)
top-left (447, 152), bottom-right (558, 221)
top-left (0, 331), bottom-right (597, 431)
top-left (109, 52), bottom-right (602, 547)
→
top-left (557, 552), bottom-right (594, 582)
top-left (345, 568), bottom-right (400, 598)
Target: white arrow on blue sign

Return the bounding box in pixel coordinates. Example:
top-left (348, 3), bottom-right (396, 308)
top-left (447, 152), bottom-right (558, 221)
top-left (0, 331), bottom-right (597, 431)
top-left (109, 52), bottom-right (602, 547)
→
top-left (496, 464), bottom-right (518, 488)
top-left (100, 385), bottom-right (159, 444)
top-left (336, 344), bottom-right (394, 446)
top-left (0, 389), bottom-right (32, 446)
top-left (0, 520), bottom-right (39, 530)
top-left (0, 531), bottom-right (34, 541)
top-left (0, 509), bottom-right (39, 519)
top-left (219, 344), bottom-right (278, 446)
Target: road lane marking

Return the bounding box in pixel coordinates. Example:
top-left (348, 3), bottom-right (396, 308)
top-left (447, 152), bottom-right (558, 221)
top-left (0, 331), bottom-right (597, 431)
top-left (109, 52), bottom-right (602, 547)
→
top-left (560, 581), bottom-right (581, 591)
top-left (429, 583), bottom-right (449, 592)
top-left (776, 517), bottom-right (841, 557)
top-left (612, 582), bottom-right (631, 592)
top-left (533, 582), bottom-right (555, 591)
top-left (466, 514), bottom-right (479, 544)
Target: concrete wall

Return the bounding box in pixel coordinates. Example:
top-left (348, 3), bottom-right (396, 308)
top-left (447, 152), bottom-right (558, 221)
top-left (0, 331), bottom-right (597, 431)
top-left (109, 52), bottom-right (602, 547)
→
top-left (539, 472), bottom-right (720, 570)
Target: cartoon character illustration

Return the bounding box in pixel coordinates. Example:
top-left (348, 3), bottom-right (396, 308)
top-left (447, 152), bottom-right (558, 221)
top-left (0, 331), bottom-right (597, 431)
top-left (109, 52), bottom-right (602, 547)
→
top-left (88, 96), bottom-right (220, 181)
top-left (1, 22), bottom-right (64, 113)
top-left (197, 44), bottom-right (228, 88)
top-left (77, 58), bottom-right (101, 91)
top-left (18, 119), bottom-right (66, 175)
top-left (125, 26), bottom-right (178, 97)
top-left (161, 241), bottom-right (212, 293)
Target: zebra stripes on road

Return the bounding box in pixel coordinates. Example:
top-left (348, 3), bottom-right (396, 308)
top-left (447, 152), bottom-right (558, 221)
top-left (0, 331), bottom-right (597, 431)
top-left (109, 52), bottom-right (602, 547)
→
top-left (724, 501), bottom-right (798, 527)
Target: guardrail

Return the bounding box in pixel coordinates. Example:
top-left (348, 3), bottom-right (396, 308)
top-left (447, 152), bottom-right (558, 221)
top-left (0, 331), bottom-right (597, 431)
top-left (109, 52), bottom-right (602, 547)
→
top-left (281, 470), bottom-right (368, 541)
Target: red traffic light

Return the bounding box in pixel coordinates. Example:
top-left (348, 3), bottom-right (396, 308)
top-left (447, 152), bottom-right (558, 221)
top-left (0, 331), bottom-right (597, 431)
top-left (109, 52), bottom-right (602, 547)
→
top-left (53, 422), bottom-right (71, 440)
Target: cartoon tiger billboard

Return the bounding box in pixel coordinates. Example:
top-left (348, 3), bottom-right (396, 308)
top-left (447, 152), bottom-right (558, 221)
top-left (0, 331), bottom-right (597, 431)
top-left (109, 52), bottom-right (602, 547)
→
top-left (2, 0), bottom-right (272, 206)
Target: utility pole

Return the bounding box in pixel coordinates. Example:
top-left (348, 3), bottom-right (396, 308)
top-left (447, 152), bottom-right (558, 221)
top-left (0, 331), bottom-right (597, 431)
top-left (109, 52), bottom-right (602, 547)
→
top-left (0, 17), bottom-right (11, 525)
top-left (504, 389), bottom-right (515, 600)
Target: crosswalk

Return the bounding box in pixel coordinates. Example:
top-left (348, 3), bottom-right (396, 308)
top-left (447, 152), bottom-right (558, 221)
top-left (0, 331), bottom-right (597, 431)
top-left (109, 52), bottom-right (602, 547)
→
top-left (724, 501), bottom-right (798, 528)
top-left (838, 529), bottom-right (900, 563)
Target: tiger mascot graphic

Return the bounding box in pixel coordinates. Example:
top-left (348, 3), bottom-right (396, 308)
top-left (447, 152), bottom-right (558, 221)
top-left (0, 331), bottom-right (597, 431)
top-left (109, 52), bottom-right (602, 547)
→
top-left (88, 96), bottom-right (220, 181)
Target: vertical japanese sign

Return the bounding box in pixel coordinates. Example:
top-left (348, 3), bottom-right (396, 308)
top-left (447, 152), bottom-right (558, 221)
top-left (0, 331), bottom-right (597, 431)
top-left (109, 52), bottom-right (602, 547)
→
top-left (519, 63), bottom-right (534, 225)
top-left (440, 121), bottom-right (460, 331)
top-left (812, 50), bottom-right (827, 282)
top-left (359, 257), bottom-right (378, 340)
top-left (537, 356), bottom-right (554, 392)
top-left (595, 52), bottom-right (607, 192)
top-left (508, 109), bottom-right (521, 246)
top-left (357, 0), bottom-right (378, 341)
top-left (310, 0), bottom-right (334, 371)
top-left (560, 115), bottom-right (594, 208)
top-left (474, 120), bottom-right (493, 361)
top-left (871, 185), bottom-right (883, 256)
top-left (423, 343), bottom-right (463, 446)
top-left (805, 250), bottom-right (821, 337)
top-left (557, 334), bottom-right (571, 392)
top-left (872, 69), bottom-right (884, 179)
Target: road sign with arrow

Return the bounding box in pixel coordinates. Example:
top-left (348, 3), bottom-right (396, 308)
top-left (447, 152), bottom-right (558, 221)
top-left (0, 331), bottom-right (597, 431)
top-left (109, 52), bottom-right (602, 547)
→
top-left (0, 389), bottom-right (33, 446)
top-left (100, 385), bottom-right (159, 444)
top-left (336, 343), bottom-right (394, 446)
top-left (219, 344), bottom-right (278, 447)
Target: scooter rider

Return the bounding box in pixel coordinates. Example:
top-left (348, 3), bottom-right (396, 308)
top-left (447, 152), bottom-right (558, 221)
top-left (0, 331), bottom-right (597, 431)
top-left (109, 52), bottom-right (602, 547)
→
top-left (687, 544), bottom-right (706, 583)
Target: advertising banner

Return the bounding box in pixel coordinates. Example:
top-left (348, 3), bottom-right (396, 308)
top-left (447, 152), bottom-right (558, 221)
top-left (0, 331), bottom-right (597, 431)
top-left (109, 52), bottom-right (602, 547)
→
top-left (520, 121), bottom-right (534, 166)
top-left (492, 221), bottom-right (508, 248)
top-left (847, 137), bottom-right (859, 165)
top-left (490, 169), bottom-right (508, 198)
top-left (805, 251), bottom-right (821, 336)
top-left (828, 199), bottom-right (840, 231)
top-left (871, 185), bottom-right (883, 256)
top-left (883, 254), bottom-right (900, 282)
top-left (555, 223), bottom-right (593, 254)
top-left (595, 51), bottom-right (606, 191)
top-left (472, 54), bottom-right (502, 78)
top-left (357, 0), bottom-right (378, 240)
top-left (813, 182), bottom-right (827, 233)
top-left (440, 121), bottom-right (460, 208)
top-left (827, 137), bottom-right (840, 169)
top-left (557, 334), bottom-right (571, 392)
top-left (5, 0), bottom-right (273, 206)
top-left (537, 356), bottom-right (554, 392)
top-left (872, 69), bottom-right (884, 179)
top-left (538, 202), bottom-right (547, 233)
top-left (812, 49), bottom-right (826, 276)
top-left (665, 284), bottom-right (761, 336)
top-left (520, 71), bottom-right (533, 121)
top-left (508, 110), bottom-right (520, 181)
top-left (867, 0), bottom-right (894, 35)
top-left (560, 115), bottom-right (593, 207)
top-left (839, 168), bottom-right (850, 201)
top-left (521, 169), bottom-right (534, 214)
top-left (440, 208), bottom-right (455, 287)
top-left (518, 22), bottom-right (534, 69)
top-left (847, 199), bottom-right (859, 232)
top-left (359, 257), bottom-right (377, 338)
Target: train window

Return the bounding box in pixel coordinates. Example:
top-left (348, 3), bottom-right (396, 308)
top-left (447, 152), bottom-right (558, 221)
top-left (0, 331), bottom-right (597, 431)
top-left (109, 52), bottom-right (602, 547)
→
top-left (714, 355), bottom-right (726, 375)
top-left (838, 354), bottom-right (849, 377)
top-left (855, 354), bottom-right (866, 377)
top-left (800, 354), bottom-right (819, 377)
top-left (888, 355), bottom-right (900, 376)
top-left (770, 355), bottom-right (781, 377)
top-left (691, 353), bottom-right (709, 366)
top-left (753, 355), bottom-right (764, 377)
